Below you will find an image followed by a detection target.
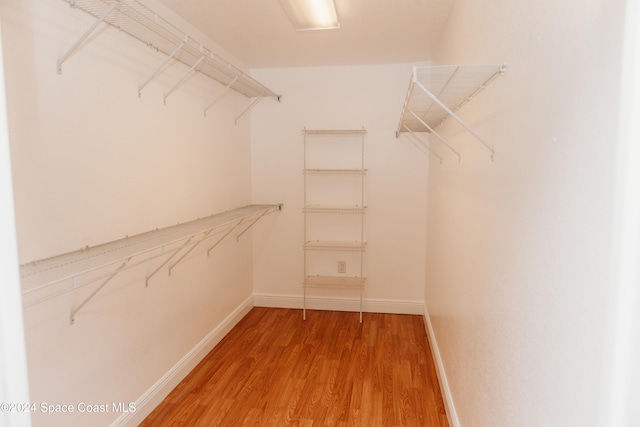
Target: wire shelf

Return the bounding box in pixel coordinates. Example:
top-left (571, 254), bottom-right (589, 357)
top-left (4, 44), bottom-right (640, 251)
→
top-left (303, 205), bottom-right (367, 214)
top-left (303, 129), bottom-right (367, 136)
top-left (304, 241), bottom-right (367, 252)
top-left (302, 128), bottom-right (366, 322)
top-left (303, 168), bottom-right (367, 176)
top-left (395, 64), bottom-right (506, 160)
top-left (20, 204), bottom-right (282, 304)
top-left (397, 64), bottom-right (506, 134)
top-left (304, 275), bottom-right (366, 290)
top-left (61, 0), bottom-right (280, 100)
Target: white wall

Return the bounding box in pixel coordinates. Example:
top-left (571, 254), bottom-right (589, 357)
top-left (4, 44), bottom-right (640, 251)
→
top-left (0, 0), bottom-right (267, 425)
top-left (606, 0), bottom-right (640, 424)
top-left (0, 20), bottom-right (31, 427)
top-left (424, 0), bottom-right (626, 426)
top-left (250, 64), bottom-right (429, 314)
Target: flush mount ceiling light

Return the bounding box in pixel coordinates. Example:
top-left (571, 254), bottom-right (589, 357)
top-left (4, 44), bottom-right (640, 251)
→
top-left (279, 0), bottom-right (340, 31)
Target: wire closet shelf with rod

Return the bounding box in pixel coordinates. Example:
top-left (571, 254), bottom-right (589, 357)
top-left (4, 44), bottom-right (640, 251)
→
top-left (395, 64), bottom-right (507, 162)
top-left (20, 204), bottom-right (282, 324)
top-left (57, 0), bottom-right (281, 119)
top-left (302, 128), bottom-right (367, 323)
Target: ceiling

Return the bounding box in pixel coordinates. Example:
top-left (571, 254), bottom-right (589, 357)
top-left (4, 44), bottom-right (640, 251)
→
top-left (155, 0), bottom-right (455, 69)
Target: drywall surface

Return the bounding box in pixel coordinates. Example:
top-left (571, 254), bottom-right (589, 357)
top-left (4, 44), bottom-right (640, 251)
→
top-left (424, 0), bottom-right (625, 426)
top-left (0, 0), bottom-right (260, 425)
top-left (0, 24), bottom-right (32, 427)
top-left (250, 64), bottom-right (429, 313)
top-left (605, 1), bottom-right (640, 425)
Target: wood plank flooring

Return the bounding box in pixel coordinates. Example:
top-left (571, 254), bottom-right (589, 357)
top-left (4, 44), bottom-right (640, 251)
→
top-left (140, 308), bottom-right (449, 426)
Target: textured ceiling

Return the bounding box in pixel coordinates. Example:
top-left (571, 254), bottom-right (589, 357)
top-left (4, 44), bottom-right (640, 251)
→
top-left (155, 0), bottom-right (454, 68)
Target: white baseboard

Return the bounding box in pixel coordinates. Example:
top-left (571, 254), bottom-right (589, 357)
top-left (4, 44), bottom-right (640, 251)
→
top-left (254, 293), bottom-right (424, 315)
top-left (109, 295), bottom-right (254, 427)
top-left (423, 304), bottom-right (460, 427)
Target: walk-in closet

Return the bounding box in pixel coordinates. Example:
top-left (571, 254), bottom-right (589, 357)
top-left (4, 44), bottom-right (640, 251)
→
top-left (0, 0), bottom-right (638, 426)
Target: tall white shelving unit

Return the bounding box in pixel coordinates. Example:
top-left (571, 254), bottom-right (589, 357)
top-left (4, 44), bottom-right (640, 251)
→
top-left (302, 128), bottom-right (367, 322)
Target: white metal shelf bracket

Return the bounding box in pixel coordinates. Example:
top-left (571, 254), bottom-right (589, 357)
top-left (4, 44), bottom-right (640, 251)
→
top-left (69, 258), bottom-right (129, 325)
top-left (414, 80), bottom-right (495, 160)
top-left (408, 110), bottom-right (461, 162)
top-left (204, 76), bottom-right (238, 116)
top-left (138, 42), bottom-right (185, 97)
top-left (163, 55), bottom-right (205, 105)
top-left (235, 97), bottom-right (263, 124)
top-left (403, 125), bottom-right (442, 163)
top-left (206, 222), bottom-right (241, 256)
top-left (205, 205), bottom-right (280, 255)
top-left (24, 251), bottom-right (170, 309)
top-left (145, 237), bottom-right (194, 287)
top-left (167, 230), bottom-right (212, 276)
top-left (235, 207), bottom-right (271, 241)
top-left (57, 1), bottom-right (118, 74)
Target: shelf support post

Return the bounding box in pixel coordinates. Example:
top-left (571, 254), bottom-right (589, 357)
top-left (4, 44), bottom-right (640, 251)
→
top-left (57, 1), bottom-right (118, 74)
top-left (234, 97), bottom-right (263, 125)
top-left (413, 80), bottom-right (495, 160)
top-left (408, 110), bottom-right (461, 162)
top-left (138, 42), bottom-right (185, 97)
top-left (163, 55), bottom-right (205, 104)
top-left (145, 237), bottom-right (193, 287)
top-left (402, 125), bottom-right (443, 163)
top-left (204, 76), bottom-right (239, 116)
top-left (69, 258), bottom-right (129, 325)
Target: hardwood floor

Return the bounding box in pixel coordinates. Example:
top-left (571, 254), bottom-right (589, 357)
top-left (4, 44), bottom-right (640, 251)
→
top-left (140, 308), bottom-right (449, 426)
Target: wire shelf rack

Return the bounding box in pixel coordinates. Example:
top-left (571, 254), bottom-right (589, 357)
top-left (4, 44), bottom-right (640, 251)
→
top-left (303, 129), bottom-right (367, 136)
top-left (20, 204), bottom-right (282, 322)
top-left (303, 205), bottom-right (367, 214)
top-left (396, 64), bottom-right (507, 160)
top-left (304, 241), bottom-right (367, 252)
top-left (59, 0), bottom-right (280, 101)
top-left (303, 168), bottom-right (367, 176)
top-left (303, 127), bottom-right (367, 322)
